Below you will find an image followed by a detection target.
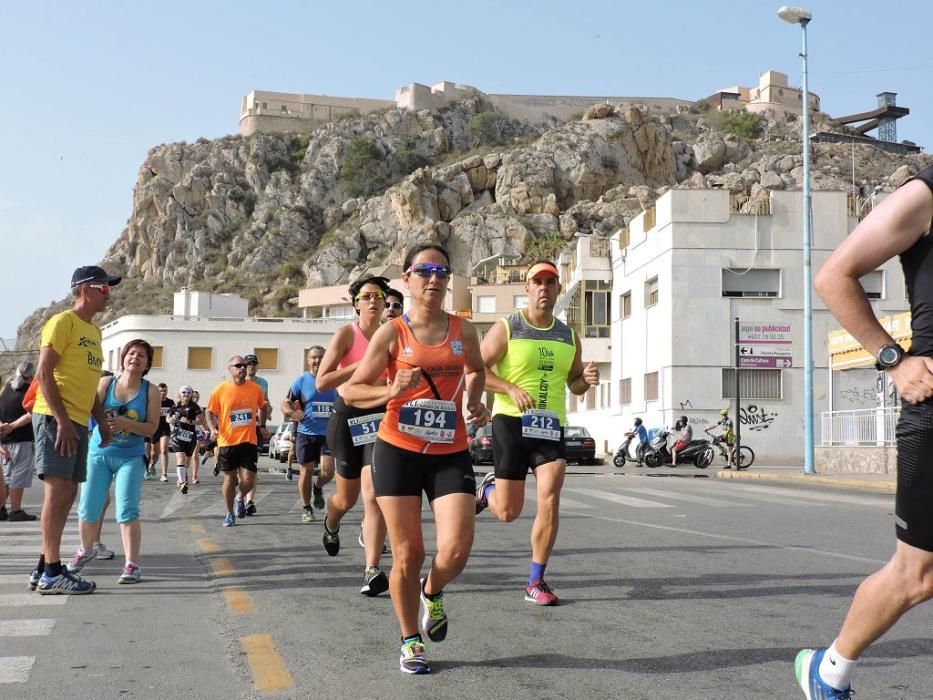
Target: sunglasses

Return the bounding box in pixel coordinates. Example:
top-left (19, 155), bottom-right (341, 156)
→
top-left (355, 291), bottom-right (385, 302)
top-left (180, 391), bottom-right (192, 395)
top-left (88, 283), bottom-right (112, 293)
top-left (230, 363), bottom-right (248, 369)
top-left (407, 263), bottom-right (451, 279)
top-left (386, 302), bottom-right (403, 310)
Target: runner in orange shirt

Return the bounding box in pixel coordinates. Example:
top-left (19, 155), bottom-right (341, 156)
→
top-left (206, 356), bottom-right (268, 527)
top-left (343, 244), bottom-right (488, 674)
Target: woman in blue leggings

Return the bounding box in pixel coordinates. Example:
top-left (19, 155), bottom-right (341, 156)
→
top-left (68, 339), bottom-right (160, 584)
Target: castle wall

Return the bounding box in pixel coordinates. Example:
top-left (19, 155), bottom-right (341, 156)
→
top-left (239, 90), bottom-right (394, 136)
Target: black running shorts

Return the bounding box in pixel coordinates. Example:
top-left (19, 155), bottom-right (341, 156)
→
top-left (170, 438), bottom-right (197, 457)
top-left (296, 433), bottom-right (330, 465)
top-left (372, 438), bottom-right (476, 500)
top-left (326, 397), bottom-right (379, 480)
top-left (218, 443), bottom-right (258, 473)
top-left (491, 414), bottom-right (565, 481)
top-left (152, 424), bottom-right (171, 441)
top-left (894, 401), bottom-right (933, 552)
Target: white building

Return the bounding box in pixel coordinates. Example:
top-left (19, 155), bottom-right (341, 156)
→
top-left (101, 291), bottom-right (343, 423)
top-left (561, 188), bottom-right (906, 464)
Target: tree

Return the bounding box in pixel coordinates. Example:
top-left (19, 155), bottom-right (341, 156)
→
top-left (340, 138), bottom-right (389, 197)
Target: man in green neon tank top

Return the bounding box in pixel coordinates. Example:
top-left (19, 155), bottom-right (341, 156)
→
top-left (477, 259), bottom-right (599, 606)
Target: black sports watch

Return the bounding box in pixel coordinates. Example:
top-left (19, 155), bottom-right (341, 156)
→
top-left (875, 343), bottom-right (905, 371)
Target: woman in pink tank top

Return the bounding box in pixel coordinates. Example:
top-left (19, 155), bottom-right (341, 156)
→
top-left (315, 275), bottom-right (392, 596)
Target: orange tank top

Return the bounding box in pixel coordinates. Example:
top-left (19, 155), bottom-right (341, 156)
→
top-left (379, 314), bottom-right (468, 454)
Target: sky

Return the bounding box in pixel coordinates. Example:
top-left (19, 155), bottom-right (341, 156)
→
top-left (2, 0), bottom-right (932, 340)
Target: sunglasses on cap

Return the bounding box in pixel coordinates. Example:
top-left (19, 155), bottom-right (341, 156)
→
top-left (88, 283), bottom-right (112, 293)
top-left (406, 263), bottom-right (450, 279)
top-left (386, 302), bottom-right (403, 310)
top-left (230, 363), bottom-right (248, 369)
top-left (355, 291), bottom-right (385, 302)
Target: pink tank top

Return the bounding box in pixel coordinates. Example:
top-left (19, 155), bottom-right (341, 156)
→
top-left (338, 322), bottom-right (388, 382)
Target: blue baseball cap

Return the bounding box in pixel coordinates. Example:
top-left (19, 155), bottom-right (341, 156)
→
top-left (71, 265), bottom-right (121, 287)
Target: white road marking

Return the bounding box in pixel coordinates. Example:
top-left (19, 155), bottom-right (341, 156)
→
top-left (524, 490), bottom-right (595, 510)
top-left (0, 595), bottom-right (68, 607)
top-left (625, 487), bottom-right (753, 508)
top-left (158, 488), bottom-right (211, 519)
top-left (720, 482), bottom-right (890, 507)
top-left (566, 487), bottom-right (675, 509)
top-left (0, 619), bottom-right (55, 637)
top-left (0, 656), bottom-right (34, 683)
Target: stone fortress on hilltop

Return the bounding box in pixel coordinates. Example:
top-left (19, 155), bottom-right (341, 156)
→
top-left (239, 72), bottom-right (917, 155)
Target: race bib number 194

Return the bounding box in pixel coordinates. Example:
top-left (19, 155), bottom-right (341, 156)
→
top-left (398, 399), bottom-right (456, 443)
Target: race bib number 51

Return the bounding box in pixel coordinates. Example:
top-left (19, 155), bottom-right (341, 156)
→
top-left (230, 409), bottom-right (253, 427)
top-left (521, 409), bottom-right (561, 441)
top-left (398, 399), bottom-right (456, 443)
top-left (348, 413), bottom-right (384, 446)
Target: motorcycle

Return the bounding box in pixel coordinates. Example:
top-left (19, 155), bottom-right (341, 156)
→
top-left (612, 431), bottom-right (646, 468)
top-left (643, 428), bottom-right (714, 469)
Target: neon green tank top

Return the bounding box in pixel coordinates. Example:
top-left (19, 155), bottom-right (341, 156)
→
top-left (491, 311), bottom-right (576, 424)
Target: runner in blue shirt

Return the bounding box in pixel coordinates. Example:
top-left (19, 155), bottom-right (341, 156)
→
top-left (281, 347), bottom-right (336, 523)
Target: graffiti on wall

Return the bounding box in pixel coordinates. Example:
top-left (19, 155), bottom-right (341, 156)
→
top-left (740, 405), bottom-right (778, 431)
top-left (838, 387), bottom-right (876, 407)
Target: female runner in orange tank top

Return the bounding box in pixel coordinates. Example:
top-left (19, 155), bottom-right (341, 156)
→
top-left (343, 244), bottom-right (488, 674)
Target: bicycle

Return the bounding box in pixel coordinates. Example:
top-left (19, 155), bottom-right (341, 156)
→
top-left (705, 431), bottom-right (754, 469)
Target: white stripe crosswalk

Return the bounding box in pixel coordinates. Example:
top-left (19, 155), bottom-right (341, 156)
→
top-left (0, 657), bottom-right (34, 683)
top-left (0, 620), bottom-right (56, 637)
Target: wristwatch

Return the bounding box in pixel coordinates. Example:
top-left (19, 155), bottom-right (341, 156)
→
top-left (875, 343), bottom-right (905, 371)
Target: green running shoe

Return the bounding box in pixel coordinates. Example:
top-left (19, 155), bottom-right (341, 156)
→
top-left (419, 577), bottom-right (448, 642)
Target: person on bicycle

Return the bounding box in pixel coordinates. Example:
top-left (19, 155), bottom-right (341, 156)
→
top-left (707, 409), bottom-right (735, 467)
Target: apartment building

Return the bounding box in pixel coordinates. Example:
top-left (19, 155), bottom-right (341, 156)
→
top-left (560, 188), bottom-right (907, 464)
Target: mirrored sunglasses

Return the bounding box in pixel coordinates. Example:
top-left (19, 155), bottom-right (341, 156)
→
top-left (355, 291), bottom-right (385, 302)
top-left (407, 263), bottom-right (450, 279)
top-left (386, 302), bottom-right (403, 310)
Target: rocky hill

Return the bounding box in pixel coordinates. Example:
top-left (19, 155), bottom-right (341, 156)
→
top-left (9, 97), bottom-right (932, 361)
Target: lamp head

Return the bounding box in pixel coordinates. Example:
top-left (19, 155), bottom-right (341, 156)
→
top-left (777, 5), bottom-right (812, 24)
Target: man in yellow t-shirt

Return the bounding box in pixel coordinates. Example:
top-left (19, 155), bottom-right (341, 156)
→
top-left (207, 356), bottom-right (267, 527)
top-left (31, 265), bottom-right (121, 595)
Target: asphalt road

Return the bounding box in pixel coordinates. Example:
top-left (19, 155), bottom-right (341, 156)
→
top-left (2, 458), bottom-right (930, 699)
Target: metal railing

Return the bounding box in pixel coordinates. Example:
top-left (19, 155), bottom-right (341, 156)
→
top-left (820, 407), bottom-right (899, 446)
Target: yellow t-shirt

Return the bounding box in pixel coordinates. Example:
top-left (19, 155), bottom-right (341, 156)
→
top-left (33, 310), bottom-right (104, 427)
top-left (207, 380), bottom-right (266, 447)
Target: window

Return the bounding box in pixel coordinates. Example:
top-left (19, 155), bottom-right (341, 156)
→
top-left (644, 372), bottom-right (659, 401)
top-left (860, 271), bottom-right (884, 300)
top-left (722, 268), bottom-right (781, 298)
top-left (108, 350), bottom-right (114, 371)
top-left (254, 348), bottom-right (279, 371)
top-left (476, 296), bottom-right (496, 313)
top-left (644, 206), bottom-right (656, 231)
top-left (620, 291), bottom-right (632, 320)
top-left (151, 346), bottom-right (164, 369)
top-left (722, 368), bottom-right (782, 400)
top-left (585, 386), bottom-right (597, 410)
top-left (617, 228), bottom-right (630, 248)
top-left (513, 295), bottom-right (529, 310)
top-left (280, 104), bottom-right (288, 113)
top-left (262, 102), bottom-right (268, 109)
top-left (187, 347), bottom-right (212, 370)
top-left (619, 378), bottom-right (632, 405)
top-left (645, 277), bottom-right (659, 308)
top-left (584, 280), bottom-right (611, 338)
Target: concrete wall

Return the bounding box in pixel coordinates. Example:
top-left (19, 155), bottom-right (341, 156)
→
top-left (172, 290), bottom-right (248, 317)
top-left (239, 90), bottom-right (394, 136)
top-left (101, 315), bottom-right (343, 424)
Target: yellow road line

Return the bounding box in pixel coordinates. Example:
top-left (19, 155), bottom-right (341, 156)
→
top-left (224, 588), bottom-right (256, 615)
top-left (211, 557), bottom-right (235, 577)
top-left (198, 538), bottom-right (220, 553)
top-left (241, 634), bottom-right (294, 693)
top-left (189, 522), bottom-right (207, 536)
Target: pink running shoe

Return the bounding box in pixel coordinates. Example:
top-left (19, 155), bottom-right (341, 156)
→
top-left (525, 580), bottom-right (559, 606)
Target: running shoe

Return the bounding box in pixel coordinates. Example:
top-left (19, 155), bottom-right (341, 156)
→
top-left (360, 566), bottom-right (389, 597)
top-left (37, 569), bottom-right (96, 595)
top-left (285, 468), bottom-right (293, 481)
top-left (118, 563), bottom-right (142, 584)
top-left (192, 479), bottom-right (200, 485)
top-left (312, 486), bottom-right (325, 511)
top-left (245, 500), bottom-right (257, 516)
top-left (234, 497), bottom-right (246, 519)
top-left (420, 577), bottom-right (448, 642)
top-left (399, 639), bottom-right (430, 675)
top-left (160, 474), bottom-right (168, 482)
top-left (322, 521), bottom-right (340, 556)
top-left (212, 463), bottom-right (220, 476)
top-left (143, 469), bottom-right (152, 481)
top-left (223, 513), bottom-right (236, 527)
top-left (94, 542), bottom-right (115, 560)
top-left (28, 569), bottom-right (41, 591)
top-left (67, 548), bottom-right (97, 573)
top-left (8, 509), bottom-right (38, 522)
top-left (180, 481), bottom-right (189, 495)
top-left (795, 648), bottom-right (853, 699)
top-left (0, 506), bottom-right (7, 520)
top-left (357, 530), bottom-right (391, 555)
top-left (475, 472), bottom-right (495, 514)
top-left (525, 580), bottom-right (559, 606)
top-left (302, 506), bottom-right (316, 524)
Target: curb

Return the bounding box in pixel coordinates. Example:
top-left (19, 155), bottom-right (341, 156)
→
top-left (716, 469), bottom-right (896, 494)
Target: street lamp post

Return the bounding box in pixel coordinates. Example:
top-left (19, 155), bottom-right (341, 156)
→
top-left (778, 5), bottom-right (815, 475)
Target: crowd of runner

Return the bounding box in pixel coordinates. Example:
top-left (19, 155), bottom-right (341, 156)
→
top-left (8, 164), bottom-right (933, 695)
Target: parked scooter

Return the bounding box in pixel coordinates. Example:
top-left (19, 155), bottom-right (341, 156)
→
top-left (613, 432), bottom-right (645, 468)
top-left (643, 427), bottom-right (713, 469)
